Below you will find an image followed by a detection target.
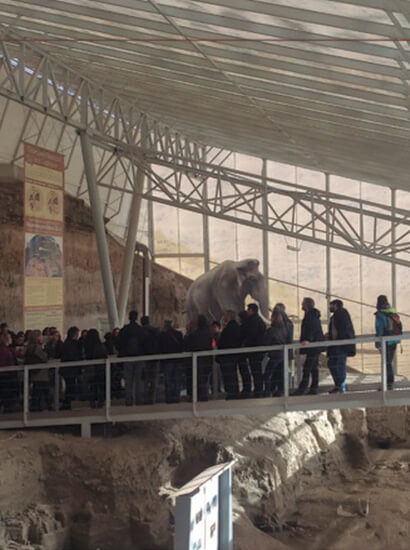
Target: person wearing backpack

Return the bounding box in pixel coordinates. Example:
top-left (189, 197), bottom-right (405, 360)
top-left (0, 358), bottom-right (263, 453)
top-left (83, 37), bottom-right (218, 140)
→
top-left (327, 299), bottom-right (356, 394)
top-left (118, 310), bottom-right (146, 405)
top-left (375, 295), bottom-right (402, 390)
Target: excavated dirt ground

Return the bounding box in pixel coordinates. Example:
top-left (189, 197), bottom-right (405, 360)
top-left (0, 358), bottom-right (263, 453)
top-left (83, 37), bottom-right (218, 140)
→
top-left (0, 408), bottom-right (408, 550)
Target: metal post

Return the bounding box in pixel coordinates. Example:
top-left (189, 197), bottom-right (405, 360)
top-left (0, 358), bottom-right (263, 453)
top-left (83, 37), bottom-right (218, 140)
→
top-left (391, 188), bottom-right (398, 376)
top-left (325, 173), bottom-right (332, 322)
top-left (391, 189), bottom-right (397, 309)
top-left (23, 366), bottom-right (29, 425)
top-left (79, 130), bottom-right (119, 329)
top-left (262, 159), bottom-right (270, 303)
top-left (105, 358), bottom-right (111, 421)
top-left (192, 353), bottom-right (198, 417)
top-left (202, 147), bottom-right (210, 272)
top-left (117, 122), bottom-right (148, 324)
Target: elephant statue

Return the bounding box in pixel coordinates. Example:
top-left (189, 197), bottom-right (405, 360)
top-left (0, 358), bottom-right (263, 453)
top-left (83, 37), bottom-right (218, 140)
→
top-left (186, 259), bottom-right (270, 322)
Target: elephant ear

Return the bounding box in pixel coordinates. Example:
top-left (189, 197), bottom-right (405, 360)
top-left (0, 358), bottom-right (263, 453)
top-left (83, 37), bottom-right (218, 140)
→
top-left (236, 259), bottom-right (260, 283)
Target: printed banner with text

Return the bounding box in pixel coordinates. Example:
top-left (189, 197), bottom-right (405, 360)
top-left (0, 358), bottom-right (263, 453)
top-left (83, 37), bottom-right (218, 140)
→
top-left (24, 144), bottom-right (64, 333)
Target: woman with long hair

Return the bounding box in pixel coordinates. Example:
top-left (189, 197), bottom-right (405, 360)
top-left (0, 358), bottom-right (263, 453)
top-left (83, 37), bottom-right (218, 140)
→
top-left (263, 303), bottom-right (294, 397)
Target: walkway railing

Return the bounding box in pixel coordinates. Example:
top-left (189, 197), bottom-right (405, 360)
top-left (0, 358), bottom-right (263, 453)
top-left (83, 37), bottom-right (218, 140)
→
top-left (0, 332), bottom-right (409, 434)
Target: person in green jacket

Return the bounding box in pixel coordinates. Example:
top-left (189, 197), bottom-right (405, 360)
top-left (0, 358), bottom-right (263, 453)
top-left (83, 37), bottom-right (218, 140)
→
top-left (375, 295), bottom-right (400, 390)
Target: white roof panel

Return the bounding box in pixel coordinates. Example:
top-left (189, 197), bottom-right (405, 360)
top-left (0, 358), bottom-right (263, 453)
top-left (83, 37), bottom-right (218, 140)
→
top-left (2, 0), bottom-right (410, 189)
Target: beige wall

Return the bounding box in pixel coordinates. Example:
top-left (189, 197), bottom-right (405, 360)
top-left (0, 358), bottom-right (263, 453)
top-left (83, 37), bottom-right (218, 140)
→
top-left (0, 174), bottom-right (191, 333)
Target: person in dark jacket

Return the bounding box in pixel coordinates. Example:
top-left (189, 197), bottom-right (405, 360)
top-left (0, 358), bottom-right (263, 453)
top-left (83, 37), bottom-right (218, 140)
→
top-left (217, 310), bottom-right (242, 399)
top-left (294, 297), bottom-right (324, 395)
top-left (242, 303), bottom-right (266, 397)
top-left (238, 310), bottom-right (252, 398)
top-left (375, 294), bottom-right (400, 390)
top-left (141, 316), bottom-right (160, 404)
top-left (84, 329), bottom-right (107, 407)
top-left (327, 299), bottom-right (355, 394)
top-left (263, 303), bottom-right (294, 397)
top-left (25, 329), bottom-right (51, 412)
top-left (160, 320), bottom-right (184, 403)
top-left (60, 326), bottom-right (82, 410)
top-left (185, 315), bottom-right (213, 401)
top-left (0, 332), bottom-right (18, 413)
top-left (45, 329), bottom-right (63, 360)
top-left (118, 311), bottom-right (146, 406)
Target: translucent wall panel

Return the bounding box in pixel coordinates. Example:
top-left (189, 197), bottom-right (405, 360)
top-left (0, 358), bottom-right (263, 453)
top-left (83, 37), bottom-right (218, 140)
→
top-left (267, 161), bottom-right (296, 182)
top-left (296, 168), bottom-right (325, 190)
top-left (154, 204), bottom-right (178, 254)
top-left (236, 224), bottom-right (263, 265)
top-left (209, 218), bottom-right (236, 263)
top-left (361, 257), bottom-right (392, 322)
top-left (331, 250), bottom-right (361, 303)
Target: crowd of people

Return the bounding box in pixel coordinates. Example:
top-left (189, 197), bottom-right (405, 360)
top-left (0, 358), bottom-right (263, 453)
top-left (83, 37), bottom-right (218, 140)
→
top-left (0, 293), bottom-right (402, 413)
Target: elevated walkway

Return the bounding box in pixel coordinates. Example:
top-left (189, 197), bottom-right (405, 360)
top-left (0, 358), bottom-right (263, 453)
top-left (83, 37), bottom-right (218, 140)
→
top-left (0, 333), bottom-right (408, 437)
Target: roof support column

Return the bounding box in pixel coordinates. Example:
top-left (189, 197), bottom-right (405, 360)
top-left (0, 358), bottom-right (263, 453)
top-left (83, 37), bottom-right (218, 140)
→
top-left (79, 130), bottom-right (119, 329)
top-left (391, 187), bottom-right (398, 375)
top-left (262, 159), bottom-right (270, 304)
top-left (117, 121), bottom-right (148, 325)
top-left (325, 173), bottom-right (332, 324)
top-left (202, 147), bottom-right (210, 272)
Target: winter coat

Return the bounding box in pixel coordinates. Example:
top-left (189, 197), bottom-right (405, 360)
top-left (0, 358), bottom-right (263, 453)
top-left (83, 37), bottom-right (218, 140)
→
top-left (45, 339), bottom-right (63, 360)
top-left (375, 307), bottom-right (400, 346)
top-left (24, 344), bottom-right (49, 382)
top-left (300, 308), bottom-right (324, 356)
top-left (328, 307), bottom-right (356, 357)
top-left (185, 326), bottom-right (213, 369)
top-left (241, 314), bottom-right (266, 361)
top-left (217, 320), bottom-right (241, 364)
top-left (60, 337), bottom-right (83, 377)
top-left (0, 345), bottom-right (16, 367)
top-left (159, 328), bottom-right (184, 355)
top-left (142, 325), bottom-right (160, 355)
top-left (117, 322), bottom-right (146, 357)
top-left (264, 317), bottom-right (294, 359)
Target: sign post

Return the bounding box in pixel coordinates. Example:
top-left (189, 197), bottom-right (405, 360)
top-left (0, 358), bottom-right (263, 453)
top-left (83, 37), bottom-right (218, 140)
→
top-left (173, 461), bottom-right (234, 550)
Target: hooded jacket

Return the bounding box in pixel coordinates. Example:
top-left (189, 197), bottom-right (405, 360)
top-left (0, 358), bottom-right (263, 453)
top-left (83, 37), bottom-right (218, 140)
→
top-left (328, 307), bottom-right (356, 357)
top-left (375, 307), bottom-right (400, 346)
top-left (300, 308), bottom-right (324, 356)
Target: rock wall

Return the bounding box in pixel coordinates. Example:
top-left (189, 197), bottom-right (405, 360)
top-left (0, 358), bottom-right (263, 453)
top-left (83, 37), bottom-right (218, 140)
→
top-left (0, 173), bottom-right (191, 332)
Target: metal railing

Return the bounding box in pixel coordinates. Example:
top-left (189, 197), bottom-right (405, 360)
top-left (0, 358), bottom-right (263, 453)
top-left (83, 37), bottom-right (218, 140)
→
top-left (0, 332), bottom-right (409, 432)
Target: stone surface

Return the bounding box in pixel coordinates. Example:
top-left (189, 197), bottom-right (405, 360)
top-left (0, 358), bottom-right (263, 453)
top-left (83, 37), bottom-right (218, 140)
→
top-left (0, 179), bottom-right (191, 331)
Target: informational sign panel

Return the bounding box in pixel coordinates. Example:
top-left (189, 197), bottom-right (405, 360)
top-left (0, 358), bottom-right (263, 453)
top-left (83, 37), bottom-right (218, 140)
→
top-left (174, 461), bottom-right (234, 550)
top-left (24, 144), bottom-right (64, 333)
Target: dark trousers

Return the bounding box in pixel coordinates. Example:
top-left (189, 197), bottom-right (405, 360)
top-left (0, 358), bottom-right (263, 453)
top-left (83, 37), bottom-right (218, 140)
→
top-left (164, 360), bottom-right (182, 403)
top-left (238, 356), bottom-right (251, 393)
top-left (145, 360), bottom-right (160, 404)
top-left (220, 359), bottom-right (239, 396)
top-left (264, 356), bottom-right (284, 393)
top-left (0, 373), bottom-right (19, 412)
top-left (385, 344), bottom-right (397, 387)
top-left (186, 359), bottom-right (211, 401)
top-left (328, 354), bottom-right (347, 388)
top-left (62, 369), bottom-right (78, 409)
top-left (89, 366), bottom-right (105, 406)
top-left (299, 354), bottom-right (320, 390)
top-left (31, 381), bottom-right (52, 412)
top-left (248, 355), bottom-right (263, 395)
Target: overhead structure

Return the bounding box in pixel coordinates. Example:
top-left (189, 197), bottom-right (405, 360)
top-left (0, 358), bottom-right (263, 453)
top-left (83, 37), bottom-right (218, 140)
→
top-left (1, 0), bottom-right (410, 188)
top-left (0, 1), bottom-right (410, 326)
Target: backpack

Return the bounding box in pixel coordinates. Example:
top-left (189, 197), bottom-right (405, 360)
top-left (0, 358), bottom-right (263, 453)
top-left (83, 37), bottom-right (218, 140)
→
top-left (386, 313), bottom-right (403, 336)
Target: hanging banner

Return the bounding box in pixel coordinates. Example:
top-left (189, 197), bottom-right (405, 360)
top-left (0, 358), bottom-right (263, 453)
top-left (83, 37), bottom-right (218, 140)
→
top-left (24, 144), bottom-right (64, 333)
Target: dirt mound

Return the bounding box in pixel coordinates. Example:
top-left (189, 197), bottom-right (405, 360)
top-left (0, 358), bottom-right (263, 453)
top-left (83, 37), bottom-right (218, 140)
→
top-left (0, 408), bottom-right (409, 550)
